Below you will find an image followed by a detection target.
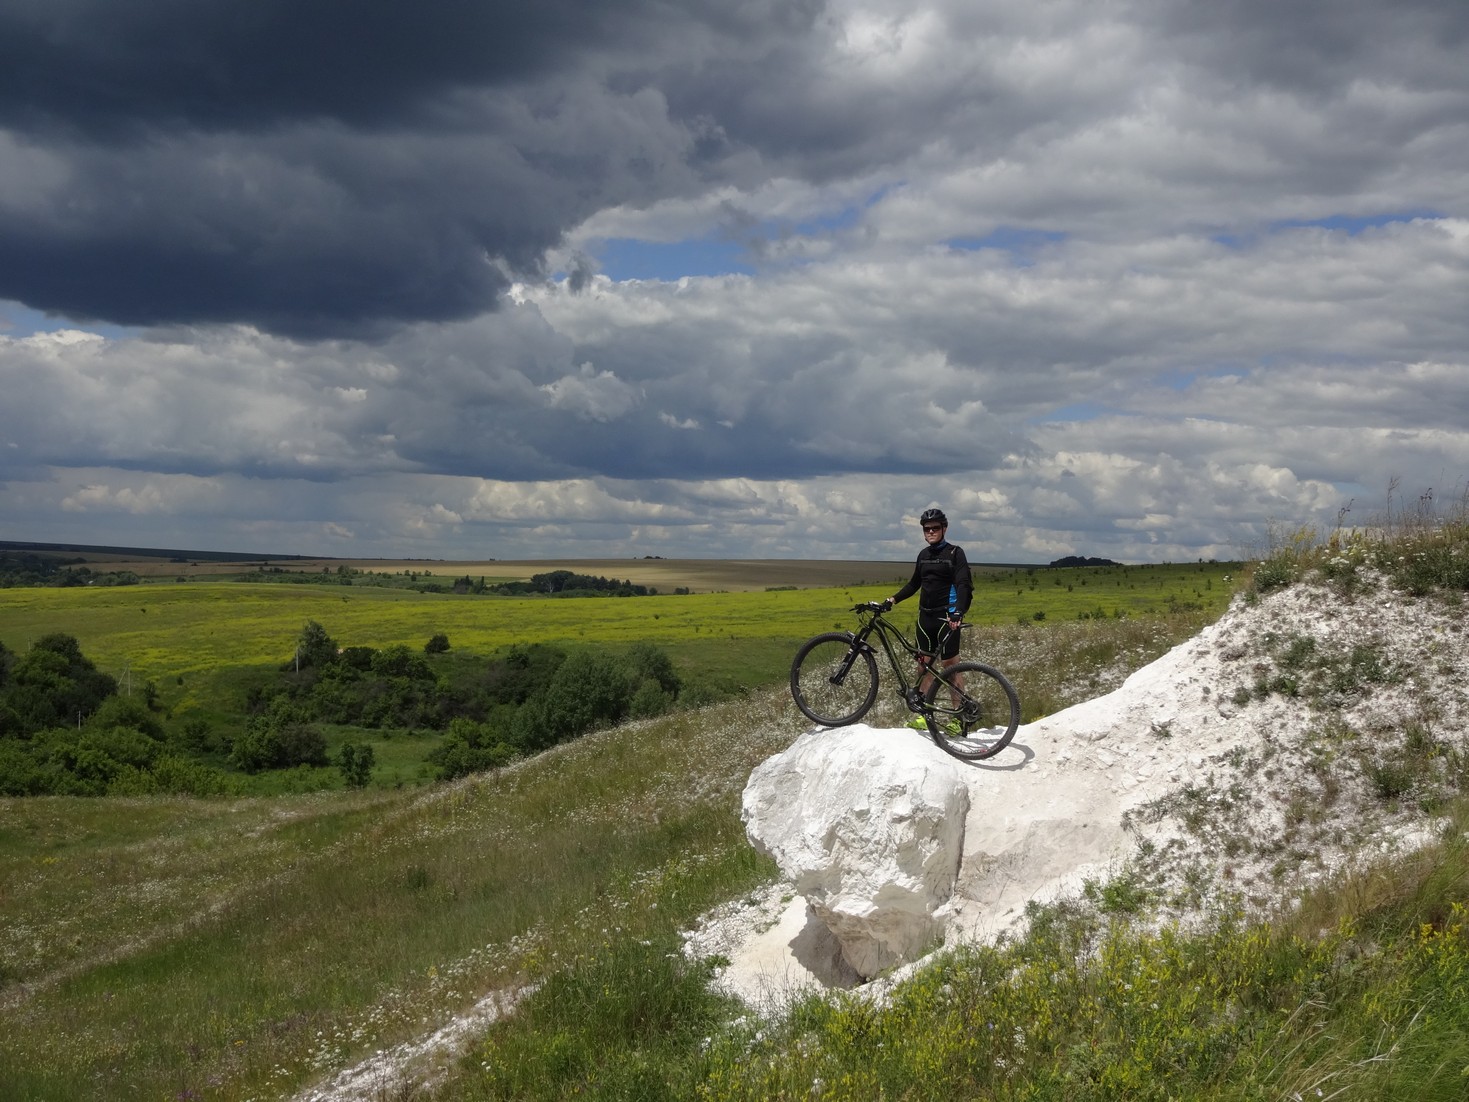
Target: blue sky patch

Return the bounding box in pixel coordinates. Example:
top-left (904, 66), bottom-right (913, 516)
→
top-left (945, 227), bottom-right (1067, 264)
top-left (1214, 210), bottom-right (1443, 248)
top-left (1272, 210), bottom-right (1443, 234)
top-left (589, 194), bottom-right (885, 282)
top-left (1028, 400), bottom-right (1110, 425)
top-left (590, 238), bottom-right (756, 281)
top-left (0, 301), bottom-right (137, 341)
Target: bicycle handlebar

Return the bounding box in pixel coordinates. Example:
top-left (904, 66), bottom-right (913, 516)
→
top-left (851, 601), bottom-right (967, 629)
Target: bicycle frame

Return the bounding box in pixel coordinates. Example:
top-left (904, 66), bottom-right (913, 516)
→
top-left (792, 602), bottom-right (1019, 759)
top-left (846, 604), bottom-right (965, 709)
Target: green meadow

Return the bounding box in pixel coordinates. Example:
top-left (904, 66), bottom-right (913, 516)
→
top-left (0, 559), bottom-right (1233, 713)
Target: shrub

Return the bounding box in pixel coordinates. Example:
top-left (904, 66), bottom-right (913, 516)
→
top-left (371, 644), bottom-right (434, 681)
top-left (625, 642), bottom-right (681, 697)
top-left (628, 678), bottom-right (674, 719)
top-left (339, 645), bottom-right (376, 670)
top-left (90, 695), bottom-right (166, 741)
top-left (1251, 554), bottom-right (1297, 592)
top-left (337, 742), bottom-right (376, 788)
top-left (229, 718), bottom-right (329, 773)
top-left (429, 718), bottom-right (517, 779)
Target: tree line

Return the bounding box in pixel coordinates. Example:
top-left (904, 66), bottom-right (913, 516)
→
top-left (485, 569), bottom-right (655, 596)
top-left (2, 552), bottom-right (663, 597)
top-left (0, 551), bottom-right (140, 587)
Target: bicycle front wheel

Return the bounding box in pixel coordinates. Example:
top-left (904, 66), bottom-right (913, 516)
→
top-left (790, 632), bottom-right (879, 727)
top-left (923, 661), bottom-right (1020, 760)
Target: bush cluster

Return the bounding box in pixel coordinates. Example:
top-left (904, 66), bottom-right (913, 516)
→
top-left (0, 634), bottom-right (236, 795)
top-left (0, 551), bottom-right (140, 588)
top-left (488, 569), bottom-right (654, 597)
top-left (255, 622), bottom-right (684, 781)
top-left (426, 642), bottom-right (683, 778)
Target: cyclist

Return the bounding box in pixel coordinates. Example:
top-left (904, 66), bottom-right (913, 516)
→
top-left (883, 508), bottom-right (972, 727)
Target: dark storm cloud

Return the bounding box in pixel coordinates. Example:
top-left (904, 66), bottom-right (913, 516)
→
top-left (0, 0), bottom-right (816, 134)
top-left (5, 0), bottom-right (1469, 564)
top-left (0, 0), bottom-right (825, 336)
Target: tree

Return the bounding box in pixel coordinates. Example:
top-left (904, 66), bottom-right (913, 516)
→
top-left (295, 621), bottom-right (338, 671)
top-left (533, 651), bottom-right (633, 742)
top-left (90, 695), bottom-right (165, 741)
top-left (229, 716), bottom-right (328, 773)
top-left (0, 634), bottom-right (117, 736)
top-left (626, 642), bottom-right (681, 697)
top-left (337, 742), bottom-right (375, 788)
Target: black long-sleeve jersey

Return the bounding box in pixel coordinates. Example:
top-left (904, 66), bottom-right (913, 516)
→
top-left (892, 541), bottom-right (972, 618)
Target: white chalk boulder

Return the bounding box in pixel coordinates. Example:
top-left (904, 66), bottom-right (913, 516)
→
top-left (741, 724), bottom-right (969, 979)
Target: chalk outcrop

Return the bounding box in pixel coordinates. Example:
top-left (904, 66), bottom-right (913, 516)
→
top-left (742, 725), bottom-right (969, 978)
top-left (726, 576), bottom-right (1469, 1003)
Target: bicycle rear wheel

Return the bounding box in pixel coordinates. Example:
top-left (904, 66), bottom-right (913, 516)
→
top-left (923, 661), bottom-right (1020, 760)
top-left (790, 632), bottom-right (879, 726)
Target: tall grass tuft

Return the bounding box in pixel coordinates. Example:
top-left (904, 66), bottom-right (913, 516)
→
top-left (1249, 481), bottom-right (1469, 598)
top-left (462, 934), bottom-right (738, 1101)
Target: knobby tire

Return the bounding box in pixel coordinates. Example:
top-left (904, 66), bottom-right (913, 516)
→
top-left (790, 632), bottom-right (879, 726)
top-left (923, 661), bottom-right (1020, 760)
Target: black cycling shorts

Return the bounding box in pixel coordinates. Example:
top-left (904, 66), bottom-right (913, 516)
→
top-left (917, 612), bottom-right (961, 661)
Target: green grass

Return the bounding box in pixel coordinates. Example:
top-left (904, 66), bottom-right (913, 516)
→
top-left (678, 829), bottom-right (1469, 1102)
top-left (0, 563), bottom-right (1235, 680)
top-left (1244, 488), bottom-right (1469, 599)
top-left (5, 614), bottom-right (1462, 1100)
top-left (0, 692), bottom-right (791, 1100)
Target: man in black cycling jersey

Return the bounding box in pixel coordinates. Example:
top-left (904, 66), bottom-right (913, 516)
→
top-left (883, 508), bottom-right (972, 719)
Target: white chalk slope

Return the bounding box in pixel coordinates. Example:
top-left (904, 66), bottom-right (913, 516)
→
top-left (694, 574), bottom-right (1468, 1005)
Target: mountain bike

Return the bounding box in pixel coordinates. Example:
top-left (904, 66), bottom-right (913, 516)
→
top-left (790, 602), bottom-right (1020, 761)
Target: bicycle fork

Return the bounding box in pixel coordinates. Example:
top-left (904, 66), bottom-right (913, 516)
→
top-left (828, 635), bottom-right (873, 686)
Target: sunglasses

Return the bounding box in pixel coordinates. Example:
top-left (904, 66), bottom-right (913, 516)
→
top-left (922, 524), bottom-right (944, 533)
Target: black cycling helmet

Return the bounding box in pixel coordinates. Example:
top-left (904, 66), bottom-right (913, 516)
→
top-left (919, 508), bottom-right (947, 528)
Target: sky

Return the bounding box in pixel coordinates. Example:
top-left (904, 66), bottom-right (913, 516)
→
top-left (2, 0), bottom-right (1467, 565)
